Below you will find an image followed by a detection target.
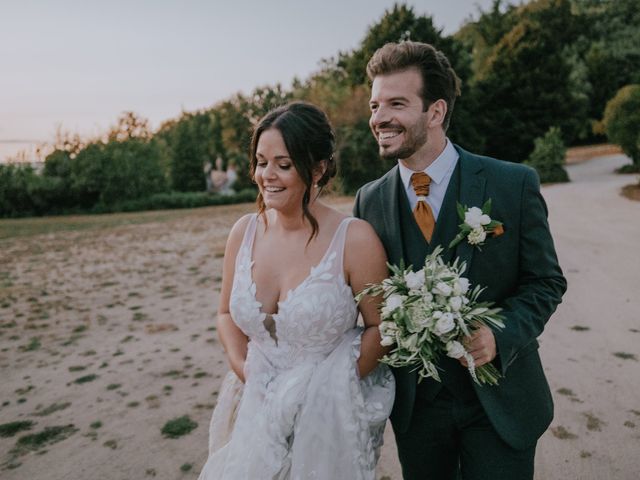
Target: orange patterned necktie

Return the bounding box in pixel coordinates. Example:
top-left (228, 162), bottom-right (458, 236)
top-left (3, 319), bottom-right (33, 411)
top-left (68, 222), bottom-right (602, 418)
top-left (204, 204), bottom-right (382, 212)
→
top-left (411, 172), bottom-right (436, 242)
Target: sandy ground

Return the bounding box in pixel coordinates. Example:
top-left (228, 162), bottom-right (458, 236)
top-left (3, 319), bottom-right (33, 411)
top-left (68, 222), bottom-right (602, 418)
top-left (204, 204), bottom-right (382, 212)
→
top-left (0, 154), bottom-right (638, 479)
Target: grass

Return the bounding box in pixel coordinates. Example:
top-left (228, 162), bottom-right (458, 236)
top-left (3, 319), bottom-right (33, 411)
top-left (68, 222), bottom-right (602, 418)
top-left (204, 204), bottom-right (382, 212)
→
top-left (74, 374), bottom-right (99, 384)
top-left (180, 463), bottom-right (193, 472)
top-left (161, 415), bottom-right (197, 438)
top-left (613, 352), bottom-right (638, 361)
top-left (0, 202), bottom-right (255, 240)
top-left (0, 209), bottom-right (202, 240)
top-left (570, 325), bottom-right (590, 331)
top-left (550, 425), bottom-right (578, 440)
top-left (19, 337), bottom-right (41, 352)
top-left (12, 425), bottom-right (78, 455)
top-left (103, 439), bottom-right (118, 449)
top-left (33, 402), bottom-right (71, 417)
top-left (0, 420), bottom-right (35, 438)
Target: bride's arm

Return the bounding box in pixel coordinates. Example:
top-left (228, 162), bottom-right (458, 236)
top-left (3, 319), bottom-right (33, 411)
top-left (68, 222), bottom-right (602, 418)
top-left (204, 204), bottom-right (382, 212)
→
top-left (217, 215), bottom-right (252, 383)
top-left (344, 219), bottom-right (390, 378)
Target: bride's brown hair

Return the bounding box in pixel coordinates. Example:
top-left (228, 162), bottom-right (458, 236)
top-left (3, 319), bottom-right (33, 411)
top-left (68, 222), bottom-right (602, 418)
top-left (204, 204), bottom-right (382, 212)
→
top-left (249, 102), bottom-right (337, 241)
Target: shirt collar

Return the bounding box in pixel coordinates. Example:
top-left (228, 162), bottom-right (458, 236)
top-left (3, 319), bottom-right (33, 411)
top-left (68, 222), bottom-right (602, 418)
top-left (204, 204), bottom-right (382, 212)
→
top-left (398, 138), bottom-right (459, 189)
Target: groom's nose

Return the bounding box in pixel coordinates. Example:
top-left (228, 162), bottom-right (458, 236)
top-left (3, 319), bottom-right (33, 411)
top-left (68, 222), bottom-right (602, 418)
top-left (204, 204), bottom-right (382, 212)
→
top-left (370, 105), bottom-right (393, 128)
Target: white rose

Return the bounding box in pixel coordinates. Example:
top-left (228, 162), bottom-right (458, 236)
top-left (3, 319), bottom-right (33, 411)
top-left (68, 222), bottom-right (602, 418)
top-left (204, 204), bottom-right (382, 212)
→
top-left (464, 207), bottom-right (484, 228)
top-left (432, 282), bottom-right (453, 297)
top-left (467, 226), bottom-right (487, 245)
top-left (405, 270), bottom-right (425, 290)
top-left (380, 335), bottom-right (395, 347)
top-left (457, 277), bottom-right (470, 295)
top-left (379, 321), bottom-right (398, 338)
top-left (382, 294), bottom-right (405, 316)
top-left (449, 296), bottom-right (462, 312)
top-left (446, 340), bottom-right (466, 359)
top-left (479, 214), bottom-right (491, 226)
top-left (424, 290), bottom-right (434, 300)
top-left (435, 313), bottom-right (456, 336)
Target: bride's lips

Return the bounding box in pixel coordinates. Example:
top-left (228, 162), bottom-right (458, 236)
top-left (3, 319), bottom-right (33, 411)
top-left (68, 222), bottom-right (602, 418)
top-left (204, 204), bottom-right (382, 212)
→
top-left (262, 186), bottom-right (285, 194)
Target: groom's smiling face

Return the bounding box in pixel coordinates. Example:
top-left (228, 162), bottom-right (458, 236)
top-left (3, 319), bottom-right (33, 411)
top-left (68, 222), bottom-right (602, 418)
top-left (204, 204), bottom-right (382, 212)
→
top-left (369, 67), bottom-right (430, 160)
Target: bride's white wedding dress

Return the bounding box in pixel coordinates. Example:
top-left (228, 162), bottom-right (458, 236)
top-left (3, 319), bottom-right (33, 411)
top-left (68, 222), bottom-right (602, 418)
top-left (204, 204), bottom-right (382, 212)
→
top-left (198, 214), bottom-right (395, 480)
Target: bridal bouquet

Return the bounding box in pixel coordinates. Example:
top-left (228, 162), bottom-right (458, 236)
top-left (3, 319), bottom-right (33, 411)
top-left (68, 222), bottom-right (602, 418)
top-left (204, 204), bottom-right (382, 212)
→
top-left (357, 246), bottom-right (505, 385)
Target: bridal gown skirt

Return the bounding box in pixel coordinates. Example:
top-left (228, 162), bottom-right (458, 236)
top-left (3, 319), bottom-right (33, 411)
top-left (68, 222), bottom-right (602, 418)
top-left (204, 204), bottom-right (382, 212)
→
top-left (198, 328), bottom-right (395, 480)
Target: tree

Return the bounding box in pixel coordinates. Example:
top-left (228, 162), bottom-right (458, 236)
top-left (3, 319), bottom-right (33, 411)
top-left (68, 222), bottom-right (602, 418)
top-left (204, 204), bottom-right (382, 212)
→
top-left (601, 85), bottom-right (640, 172)
top-left (473, 0), bottom-right (589, 161)
top-left (575, 0), bottom-right (640, 126)
top-left (107, 111), bottom-right (152, 142)
top-left (169, 118), bottom-right (206, 192)
top-left (336, 120), bottom-right (394, 194)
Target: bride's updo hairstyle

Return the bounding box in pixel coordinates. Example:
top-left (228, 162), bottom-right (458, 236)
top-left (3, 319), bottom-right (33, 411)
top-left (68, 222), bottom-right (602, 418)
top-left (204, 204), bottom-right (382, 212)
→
top-left (249, 101), bottom-right (337, 241)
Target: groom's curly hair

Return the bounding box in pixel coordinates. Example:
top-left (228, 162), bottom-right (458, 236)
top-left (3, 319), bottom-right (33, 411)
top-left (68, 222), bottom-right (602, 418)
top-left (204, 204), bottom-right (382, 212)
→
top-left (367, 41), bottom-right (461, 131)
top-left (249, 102), bottom-right (336, 242)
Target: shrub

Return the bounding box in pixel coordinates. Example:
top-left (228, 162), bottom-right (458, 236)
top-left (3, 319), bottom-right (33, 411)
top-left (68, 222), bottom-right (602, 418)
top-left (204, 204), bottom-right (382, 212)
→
top-left (95, 188), bottom-right (256, 214)
top-left (602, 84), bottom-right (640, 171)
top-left (525, 127), bottom-right (569, 183)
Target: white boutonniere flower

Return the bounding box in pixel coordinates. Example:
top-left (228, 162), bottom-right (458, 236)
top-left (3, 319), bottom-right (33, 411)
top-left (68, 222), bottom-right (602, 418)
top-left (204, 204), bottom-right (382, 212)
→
top-left (449, 199), bottom-right (504, 250)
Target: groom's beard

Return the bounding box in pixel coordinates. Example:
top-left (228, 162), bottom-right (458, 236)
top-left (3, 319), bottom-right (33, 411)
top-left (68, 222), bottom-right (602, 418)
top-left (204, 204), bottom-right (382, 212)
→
top-left (377, 122), bottom-right (428, 161)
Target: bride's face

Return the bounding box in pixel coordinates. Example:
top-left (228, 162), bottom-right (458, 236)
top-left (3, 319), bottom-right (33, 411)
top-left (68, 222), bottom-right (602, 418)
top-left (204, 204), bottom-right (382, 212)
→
top-left (254, 128), bottom-right (307, 213)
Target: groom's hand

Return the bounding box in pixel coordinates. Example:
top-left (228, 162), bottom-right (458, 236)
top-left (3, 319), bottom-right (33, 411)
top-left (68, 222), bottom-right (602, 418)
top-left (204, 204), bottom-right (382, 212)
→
top-left (460, 325), bottom-right (497, 368)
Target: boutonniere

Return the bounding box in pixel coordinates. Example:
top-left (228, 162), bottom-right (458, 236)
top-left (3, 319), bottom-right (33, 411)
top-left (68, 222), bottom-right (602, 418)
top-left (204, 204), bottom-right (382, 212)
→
top-left (449, 199), bottom-right (504, 249)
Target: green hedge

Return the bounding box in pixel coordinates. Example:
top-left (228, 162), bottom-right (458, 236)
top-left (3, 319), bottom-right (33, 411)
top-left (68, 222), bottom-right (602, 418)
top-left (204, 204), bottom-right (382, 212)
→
top-left (92, 189), bottom-right (256, 214)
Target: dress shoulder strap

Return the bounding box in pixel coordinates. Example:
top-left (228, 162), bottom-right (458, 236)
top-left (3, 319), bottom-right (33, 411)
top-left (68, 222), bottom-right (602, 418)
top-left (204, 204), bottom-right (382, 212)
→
top-left (237, 213), bottom-right (259, 263)
top-left (325, 216), bottom-right (356, 275)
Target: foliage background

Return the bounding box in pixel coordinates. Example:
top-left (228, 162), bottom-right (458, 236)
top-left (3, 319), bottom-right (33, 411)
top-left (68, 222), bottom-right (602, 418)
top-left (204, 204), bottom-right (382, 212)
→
top-left (2, 0), bottom-right (638, 217)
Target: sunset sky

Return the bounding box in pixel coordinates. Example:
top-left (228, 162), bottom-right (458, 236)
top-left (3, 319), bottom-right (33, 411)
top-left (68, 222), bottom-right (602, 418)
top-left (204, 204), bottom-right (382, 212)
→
top-left (0, 0), bottom-right (509, 162)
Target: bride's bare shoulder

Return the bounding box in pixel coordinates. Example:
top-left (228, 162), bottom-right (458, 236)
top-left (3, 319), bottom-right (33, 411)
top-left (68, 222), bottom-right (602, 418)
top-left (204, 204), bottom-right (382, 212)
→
top-left (344, 217), bottom-right (386, 262)
top-left (225, 213), bottom-right (255, 251)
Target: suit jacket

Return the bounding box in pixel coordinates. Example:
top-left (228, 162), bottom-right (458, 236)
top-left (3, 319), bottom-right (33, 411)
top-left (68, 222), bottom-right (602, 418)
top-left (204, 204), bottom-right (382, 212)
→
top-left (353, 145), bottom-right (567, 450)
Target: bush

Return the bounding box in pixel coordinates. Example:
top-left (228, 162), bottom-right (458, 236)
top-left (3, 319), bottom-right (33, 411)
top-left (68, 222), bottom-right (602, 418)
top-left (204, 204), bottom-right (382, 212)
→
top-left (525, 127), bottom-right (569, 183)
top-left (94, 188), bottom-right (256, 214)
top-left (602, 84), bottom-right (640, 171)
top-left (71, 139), bottom-right (168, 207)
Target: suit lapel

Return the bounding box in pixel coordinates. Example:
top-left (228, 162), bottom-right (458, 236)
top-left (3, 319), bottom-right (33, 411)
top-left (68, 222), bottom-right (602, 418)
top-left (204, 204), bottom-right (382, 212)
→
top-left (378, 166), bottom-right (405, 266)
top-left (454, 147), bottom-right (485, 273)
top-left (429, 161), bottom-right (461, 265)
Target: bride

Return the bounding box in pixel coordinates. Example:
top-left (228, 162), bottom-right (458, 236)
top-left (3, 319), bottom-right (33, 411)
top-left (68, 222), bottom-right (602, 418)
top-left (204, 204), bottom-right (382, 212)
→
top-left (197, 102), bottom-right (395, 479)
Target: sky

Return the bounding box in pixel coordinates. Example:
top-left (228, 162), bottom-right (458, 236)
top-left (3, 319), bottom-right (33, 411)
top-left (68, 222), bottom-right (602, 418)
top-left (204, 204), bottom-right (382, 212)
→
top-left (0, 0), bottom-right (507, 163)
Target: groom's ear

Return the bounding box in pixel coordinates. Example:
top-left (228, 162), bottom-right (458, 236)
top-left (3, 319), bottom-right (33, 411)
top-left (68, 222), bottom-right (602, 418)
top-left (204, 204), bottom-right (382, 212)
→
top-left (427, 99), bottom-right (447, 129)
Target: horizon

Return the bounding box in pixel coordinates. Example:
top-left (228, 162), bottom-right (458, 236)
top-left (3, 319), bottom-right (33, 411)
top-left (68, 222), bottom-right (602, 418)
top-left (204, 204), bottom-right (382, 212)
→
top-left (0, 0), bottom-right (512, 163)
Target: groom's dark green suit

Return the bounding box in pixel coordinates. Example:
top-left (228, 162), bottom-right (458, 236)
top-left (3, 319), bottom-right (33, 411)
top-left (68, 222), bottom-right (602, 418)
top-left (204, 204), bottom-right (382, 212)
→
top-left (353, 145), bottom-right (567, 478)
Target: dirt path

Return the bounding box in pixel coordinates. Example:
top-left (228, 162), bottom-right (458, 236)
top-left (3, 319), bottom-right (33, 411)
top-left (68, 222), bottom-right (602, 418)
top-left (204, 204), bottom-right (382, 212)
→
top-left (0, 155), bottom-right (637, 479)
top-left (376, 154), bottom-right (640, 480)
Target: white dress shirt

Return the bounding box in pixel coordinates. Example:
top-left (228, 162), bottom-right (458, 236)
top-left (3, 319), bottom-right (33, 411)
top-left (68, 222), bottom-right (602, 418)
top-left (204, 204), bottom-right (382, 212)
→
top-left (397, 139), bottom-right (459, 220)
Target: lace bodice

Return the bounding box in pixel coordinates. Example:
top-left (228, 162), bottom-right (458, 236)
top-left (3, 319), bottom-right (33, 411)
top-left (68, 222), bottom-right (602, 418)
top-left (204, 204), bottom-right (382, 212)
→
top-left (198, 214), bottom-right (395, 480)
top-left (230, 214), bottom-right (358, 367)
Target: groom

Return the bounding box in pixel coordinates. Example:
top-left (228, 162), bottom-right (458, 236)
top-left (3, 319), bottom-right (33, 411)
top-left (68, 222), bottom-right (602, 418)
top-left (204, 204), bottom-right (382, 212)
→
top-left (353, 41), bottom-right (567, 479)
